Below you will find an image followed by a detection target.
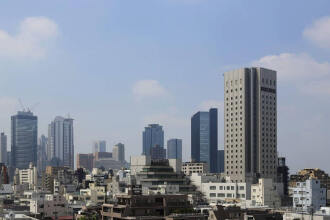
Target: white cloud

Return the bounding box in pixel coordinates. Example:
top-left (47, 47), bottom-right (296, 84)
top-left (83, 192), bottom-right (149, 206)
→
top-left (0, 16), bottom-right (58, 59)
top-left (303, 16), bottom-right (330, 49)
top-left (132, 80), bottom-right (169, 101)
top-left (252, 53), bottom-right (330, 82)
top-left (199, 100), bottom-right (224, 111)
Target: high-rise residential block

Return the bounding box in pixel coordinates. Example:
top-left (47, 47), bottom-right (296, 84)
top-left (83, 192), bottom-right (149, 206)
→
top-left (11, 111), bottom-right (38, 169)
top-left (113, 143), bottom-right (125, 162)
top-left (0, 132), bottom-right (7, 165)
top-left (167, 139), bottom-right (182, 160)
top-left (48, 116), bottom-right (74, 169)
top-left (93, 140), bottom-right (106, 153)
top-left (224, 67), bottom-right (277, 183)
top-left (191, 108), bottom-right (218, 173)
top-left (142, 124), bottom-right (165, 159)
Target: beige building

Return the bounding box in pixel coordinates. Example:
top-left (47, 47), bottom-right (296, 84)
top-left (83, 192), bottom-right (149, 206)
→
top-left (113, 143), bottom-right (125, 162)
top-left (17, 163), bottom-right (38, 190)
top-left (182, 162), bottom-right (208, 175)
top-left (80, 182), bottom-right (106, 205)
top-left (224, 67), bottom-right (277, 183)
top-left (251, 178), bottom-right (282, 208)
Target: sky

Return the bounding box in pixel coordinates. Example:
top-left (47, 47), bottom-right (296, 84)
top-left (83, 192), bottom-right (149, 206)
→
top-left (0, 0), bottom-right (330, 173)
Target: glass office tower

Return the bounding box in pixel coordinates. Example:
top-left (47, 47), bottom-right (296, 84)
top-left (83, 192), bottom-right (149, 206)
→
top-left (11, 111), bottom-right (38, 169)
top-left (191, 108), bottom-right (218, 173)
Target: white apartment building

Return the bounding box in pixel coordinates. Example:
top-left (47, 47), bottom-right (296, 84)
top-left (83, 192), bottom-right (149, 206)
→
top-left (251, 178), bottom-right (282, 208)
top-left (224, 68), bottom-right (278, 183)
top-left (182, 162), bottom-right (208, 175)
top-left (17, 163), bottom-right (37, 190)
top-left (292, 178), bottom-right (326, 213)
top-left (189, 173), bottom-right (250, 204)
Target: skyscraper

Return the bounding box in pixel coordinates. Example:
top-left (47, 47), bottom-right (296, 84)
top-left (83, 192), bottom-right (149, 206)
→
top-left (0, 133), bottom-right (7, 165)
top-left (113, 143), bottom-right (125, 162)
top-left (142, 124), bottom-right (165, 159)
top-left (217, 150), bottom-right (224, 173)
top-left (93, 140), bottom-right (106, 153)
top-left (11, 111), bottom-right (38, 169)
top-left (224, 67), bottom-right (277, 183)
top-left (167, 139), bottom-right (182, 160)
top-left (48, 116), bottom-right (74, 169)
top-left (191, 108), bottom-right (218, 173)
top-left (37, 135), bottom-right (48, 173)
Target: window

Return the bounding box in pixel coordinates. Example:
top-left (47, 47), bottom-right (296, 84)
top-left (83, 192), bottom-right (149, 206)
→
top-left (239, 186), bottom-right (244, 190)
top-left (210, 193), bottom-right (216, 198)
top-left (217, 193), bottom-right (225, 197)
top-left (226, 193), bottom-right (232, 198)
top-left (219, 186), bottom-right (223, 190)
top-left (210, 186), bottom-right (216, 190)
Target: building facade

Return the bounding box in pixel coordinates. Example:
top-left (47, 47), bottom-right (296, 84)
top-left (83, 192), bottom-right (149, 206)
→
top-left (37, 135), bottom-right (48, 173)
top-left (292, 178), bottom-right (326, 213)
top-left (93, 140), bottom-right (106, 153)
top-left (167, 138), bottom-right (182, 160)
top-left (11, 111), bottom-right (38, 169)
top-left (251, 178), bottom-right (282, 208)
top-left (113, 142), bottom-right (125, 162)
top-left (217, 150), bottom-right (224, 173)
top-left (0, 132), bottom-right (7, 165)
top-left (142, 124), bottom-right (164, 159)
top-left (182, 162), bottom-right (208, 176)
top-left (191, 108), bottom-right (218, 173)
top-left (76, 153), bottom-right (94, 171)
top-left (224, 67), bottom-right (277, 183)
top-left (16, 163), bottom-right (38, 190)
top-left (48, 116), bottom-right (74, 169)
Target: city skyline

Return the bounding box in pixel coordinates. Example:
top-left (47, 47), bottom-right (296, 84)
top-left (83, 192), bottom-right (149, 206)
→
top-left (0, 1), bottom-right (330, 173)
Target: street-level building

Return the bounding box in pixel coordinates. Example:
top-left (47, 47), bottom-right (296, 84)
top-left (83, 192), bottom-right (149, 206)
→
top-left (251, 178), bottom-right (282, 208)
top-left (182, 162), bottom-right (208, 176)
top-left (291, 178), bottom-right (326, 213)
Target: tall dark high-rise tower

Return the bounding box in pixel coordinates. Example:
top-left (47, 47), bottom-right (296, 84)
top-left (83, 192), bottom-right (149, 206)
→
top-left (191, 108), bottom-right (218, 173)
top-left (142, 124), bottom-right (165, 159)
top-left (11, 111), bottom-right (38, 169)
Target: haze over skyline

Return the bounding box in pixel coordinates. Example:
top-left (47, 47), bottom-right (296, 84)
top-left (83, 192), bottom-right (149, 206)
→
top-left (0, 0), bottom-right (330, 173)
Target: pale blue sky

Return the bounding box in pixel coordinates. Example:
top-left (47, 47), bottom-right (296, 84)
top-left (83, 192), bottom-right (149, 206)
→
top-left (0, 0), bottom-right (330, 173)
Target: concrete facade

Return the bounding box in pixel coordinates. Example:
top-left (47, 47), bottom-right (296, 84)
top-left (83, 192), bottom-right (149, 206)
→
top-left (182, 162), bottom-right (208, 176)
top-left (291, 178), bottom-right (326, 212)
top-left (251, 178), bottom-right (282, 208)
top-left (224, 67), bottom-right (277, 183)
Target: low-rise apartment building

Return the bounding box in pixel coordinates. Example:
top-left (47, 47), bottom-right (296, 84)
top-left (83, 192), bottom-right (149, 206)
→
top-left (291, 178), bottom-right (326, 213)
top-left (251, 178), bottom-right (282, 208)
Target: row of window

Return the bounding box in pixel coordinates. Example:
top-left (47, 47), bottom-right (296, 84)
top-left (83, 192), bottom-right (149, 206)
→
top-left (209, 193), bottom-right (246, 198)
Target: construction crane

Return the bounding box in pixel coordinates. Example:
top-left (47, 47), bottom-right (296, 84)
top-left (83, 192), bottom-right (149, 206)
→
top-left (18, 98), bottom-right (39, 113)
